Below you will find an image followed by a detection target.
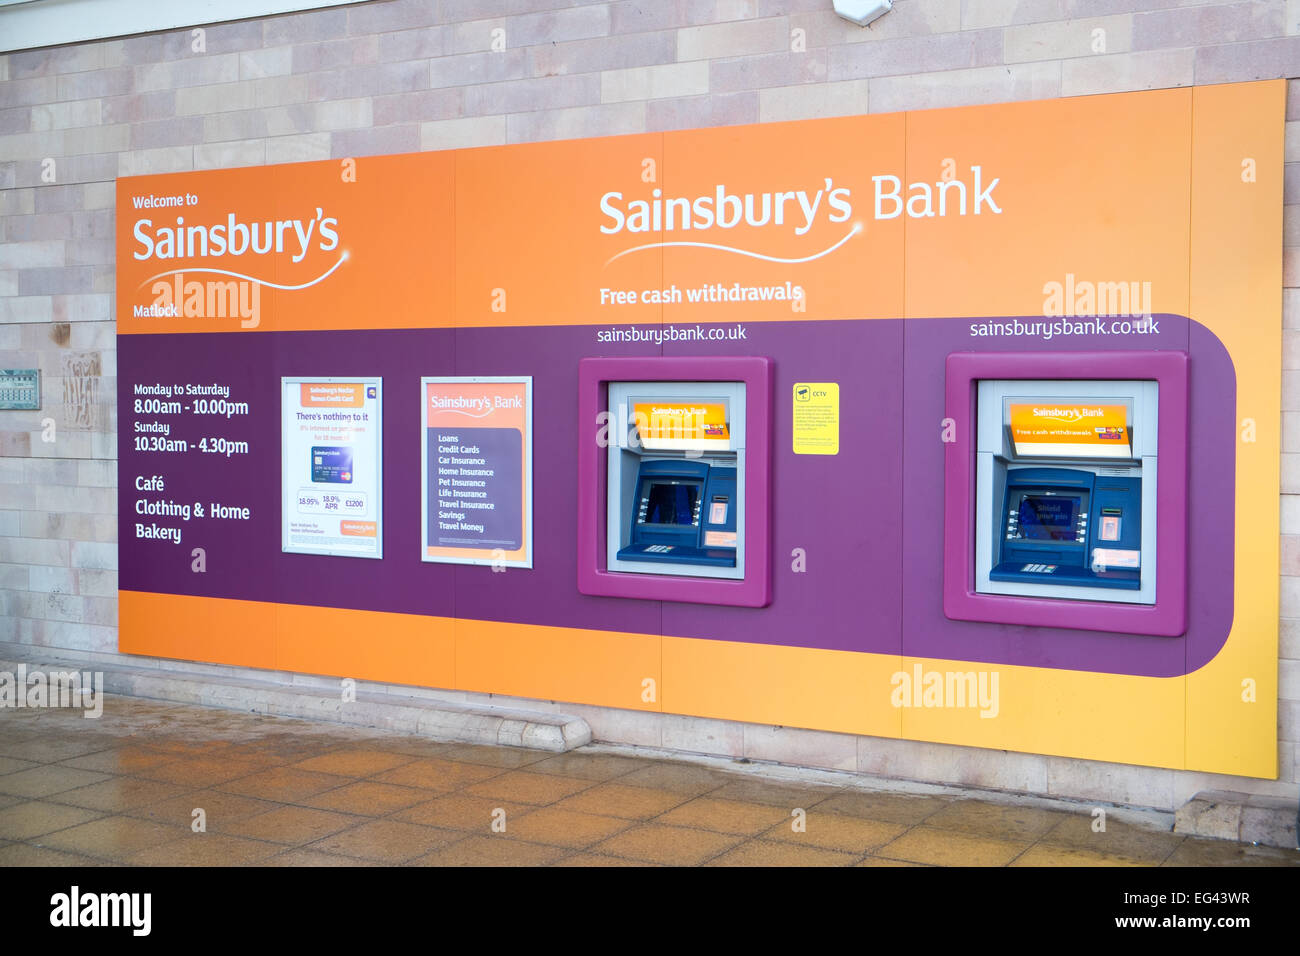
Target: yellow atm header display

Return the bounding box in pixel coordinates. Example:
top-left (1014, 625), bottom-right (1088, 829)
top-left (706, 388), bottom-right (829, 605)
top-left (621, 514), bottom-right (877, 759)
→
top-left (1008, 402), bottom-right (1131, 458)
top-left (632, 401), bottom-right (730, 450)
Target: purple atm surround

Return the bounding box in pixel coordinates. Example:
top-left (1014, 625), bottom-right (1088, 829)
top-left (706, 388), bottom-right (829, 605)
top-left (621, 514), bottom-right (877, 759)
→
top-left (576, 355), bottom-right (774, 608)
top-left (942, 350), bottom-right (1189, 637)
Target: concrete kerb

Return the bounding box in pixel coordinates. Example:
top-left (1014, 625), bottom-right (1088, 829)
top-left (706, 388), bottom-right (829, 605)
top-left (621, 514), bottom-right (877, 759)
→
top-left (1175, 789), bottom-right (1300, 850)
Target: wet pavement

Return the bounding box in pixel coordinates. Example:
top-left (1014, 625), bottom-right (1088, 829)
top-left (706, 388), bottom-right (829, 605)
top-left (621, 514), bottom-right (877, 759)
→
top-left (0, 695), bottom-right (1296, 867)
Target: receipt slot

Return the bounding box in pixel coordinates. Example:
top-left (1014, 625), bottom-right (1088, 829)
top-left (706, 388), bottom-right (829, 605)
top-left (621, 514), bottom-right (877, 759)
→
top-left (606, 382), bottom-right (746, 580)
top-left (577, 356), bottom-right (773, 608)
top-left (976, 379), bottom-right (1158, 604)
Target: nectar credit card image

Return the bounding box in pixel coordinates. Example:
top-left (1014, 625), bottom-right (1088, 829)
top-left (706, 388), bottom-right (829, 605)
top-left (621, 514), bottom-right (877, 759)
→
top-left (311, 446), bottom-right (353, 484)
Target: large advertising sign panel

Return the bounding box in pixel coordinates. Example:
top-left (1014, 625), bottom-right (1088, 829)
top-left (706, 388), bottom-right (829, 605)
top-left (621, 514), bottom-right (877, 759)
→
top-left (115, 81), bottom-right (1284, 779)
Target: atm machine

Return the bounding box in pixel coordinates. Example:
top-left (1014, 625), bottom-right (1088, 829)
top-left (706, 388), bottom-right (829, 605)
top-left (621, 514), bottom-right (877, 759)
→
top-left (606, 381), bottom-right (746, 581)
top-left (974, 379), bottom-right (1157, 605)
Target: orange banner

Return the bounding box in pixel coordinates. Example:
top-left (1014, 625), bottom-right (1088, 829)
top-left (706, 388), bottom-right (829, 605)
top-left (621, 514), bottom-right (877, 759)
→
top-left (299, 382), bottom-right (365, 408)
top-left (1009, 403), bottom-right (1128, 446)
top-left (116, 152), bottom-right (455, 335)
top-left (633, 402), bottom-right (729, 444)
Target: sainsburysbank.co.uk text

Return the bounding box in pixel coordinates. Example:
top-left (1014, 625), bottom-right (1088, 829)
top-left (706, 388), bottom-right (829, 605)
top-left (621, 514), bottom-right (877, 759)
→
top-left (596, 323), bottom-right (748, 344)
top-left (970, 316), bottom-right (1161, 341)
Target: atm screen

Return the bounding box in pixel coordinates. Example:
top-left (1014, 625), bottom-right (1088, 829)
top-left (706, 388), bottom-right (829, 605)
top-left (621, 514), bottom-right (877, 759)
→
top-left (643, 482), bottom-right (699, 526)
top-left (1017, 495), bottom-right (1080, 541)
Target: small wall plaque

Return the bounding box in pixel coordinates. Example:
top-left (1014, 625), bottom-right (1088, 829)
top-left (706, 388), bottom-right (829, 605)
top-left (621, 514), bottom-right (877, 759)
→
top-left (0, 369), bottom-right (40, 410)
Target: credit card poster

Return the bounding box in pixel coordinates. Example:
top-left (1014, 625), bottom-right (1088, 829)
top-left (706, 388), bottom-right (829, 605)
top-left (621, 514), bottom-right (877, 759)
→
top-left (282, 377), bottom-right (383, 558)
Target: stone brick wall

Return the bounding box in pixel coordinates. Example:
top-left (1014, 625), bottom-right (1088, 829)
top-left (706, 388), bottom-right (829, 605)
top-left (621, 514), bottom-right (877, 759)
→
top-left (1, 0), bottom-right (1297, 808)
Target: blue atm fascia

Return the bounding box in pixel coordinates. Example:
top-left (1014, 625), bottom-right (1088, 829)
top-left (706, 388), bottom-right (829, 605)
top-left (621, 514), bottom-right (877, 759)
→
top-left (616, 458), bottom-right (737, 568)
top-left (990, 466), bottom-right (1141, 590)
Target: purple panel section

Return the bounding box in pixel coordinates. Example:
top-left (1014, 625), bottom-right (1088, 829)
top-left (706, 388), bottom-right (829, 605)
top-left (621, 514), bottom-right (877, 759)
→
top-left (575, 354), bottom-right (773, 608)
top-left (120, 333), bottom-right (279, 604)
top-left (1184, 319), bottom-right (1238, 671)
top-left (118, 313), bottom-right (1235, 678)
top-left (119, 328), bottom-right (459, 620)
top-left (901, 314), bottom-right (1234, 677)
top-left (426, 427), bottom-right (523, 551)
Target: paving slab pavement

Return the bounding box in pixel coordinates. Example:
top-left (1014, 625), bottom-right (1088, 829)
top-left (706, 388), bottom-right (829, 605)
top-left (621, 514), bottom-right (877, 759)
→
top-left (1, 694), bottom-right (1296, 867)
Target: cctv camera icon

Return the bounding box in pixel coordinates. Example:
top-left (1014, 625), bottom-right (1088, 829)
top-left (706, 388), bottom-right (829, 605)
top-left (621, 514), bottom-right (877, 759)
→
top-left (833, 0), bottom-right (893, 27)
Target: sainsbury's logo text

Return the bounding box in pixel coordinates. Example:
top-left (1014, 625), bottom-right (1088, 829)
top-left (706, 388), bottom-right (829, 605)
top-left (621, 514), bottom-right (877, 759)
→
top-left (132, 207), bottom-right (339, 264)
top-left (600, 180), bottom-right (852, 236)
top-left (599, 168), bottom-right (1001, 266)
top-left (599, 167), bottom-right (1001, 237)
